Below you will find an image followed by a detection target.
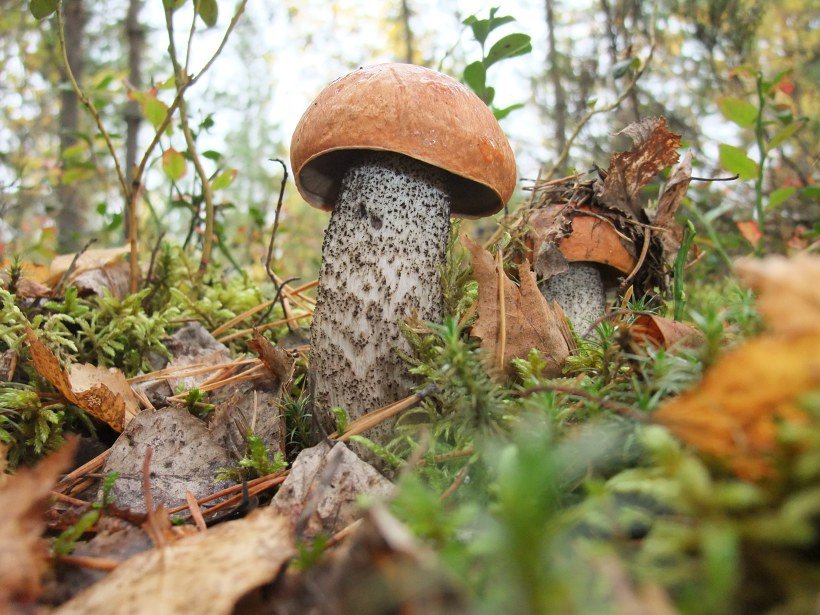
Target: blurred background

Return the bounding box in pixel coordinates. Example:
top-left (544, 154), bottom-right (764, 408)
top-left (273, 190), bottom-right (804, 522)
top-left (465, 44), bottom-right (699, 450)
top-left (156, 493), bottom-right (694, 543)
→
top-left (0, 0), bottom-right (816, 280)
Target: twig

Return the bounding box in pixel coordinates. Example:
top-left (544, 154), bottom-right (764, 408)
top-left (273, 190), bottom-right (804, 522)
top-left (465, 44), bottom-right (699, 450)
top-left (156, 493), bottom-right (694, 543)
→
top-left (217, 311), bottom-right (313, 343)
top-left (620, 228), bottom-right (651, 290)
top-left (440, 462), bottom-right (471, 501)
top-left (54, 554), bottom-right (119, 572)
top-left (495, 249), bottom-right (506, 371)
top-left (53, 238), bottom-right (96, 296)
top-left (185, 490), bottom-right (207, 531)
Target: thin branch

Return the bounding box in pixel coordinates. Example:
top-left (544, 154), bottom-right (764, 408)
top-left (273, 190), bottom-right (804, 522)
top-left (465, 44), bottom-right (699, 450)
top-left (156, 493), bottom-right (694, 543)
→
top-left (543, 0), bottom-right (659, 181)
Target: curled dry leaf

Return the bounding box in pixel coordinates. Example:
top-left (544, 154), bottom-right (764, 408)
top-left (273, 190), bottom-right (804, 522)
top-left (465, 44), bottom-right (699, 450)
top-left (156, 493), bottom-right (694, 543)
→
top-left (735, 254), bottom-right (820, 337)
top-left (463, 234), bottom-right (573, 376)
top-left (0, 439), bottom-right (76, 609)
top-left (248, 329), bottom-right (295, 390)
top-left (55, 510), bottom-right (295, 615)
top-left (25, 325), bottom-right (138, 431)
top-left (653, 333), bottom-right (816, 480)
top-left (631, 314), bottom-right (704, 349)
top-left (599, 117), bottom-right (682, 219)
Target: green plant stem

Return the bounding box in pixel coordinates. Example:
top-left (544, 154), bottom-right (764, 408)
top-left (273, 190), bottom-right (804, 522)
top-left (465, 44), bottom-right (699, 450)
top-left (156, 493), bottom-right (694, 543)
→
top-left (673, 220), bottom-right (696, 321)
top-left (753, 73), bottom-right (767, 253)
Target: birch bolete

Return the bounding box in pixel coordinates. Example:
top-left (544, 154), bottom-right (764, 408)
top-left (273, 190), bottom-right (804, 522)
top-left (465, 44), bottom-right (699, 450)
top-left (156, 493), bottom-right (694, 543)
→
top-left (290, 63), bottom-right (516, 442)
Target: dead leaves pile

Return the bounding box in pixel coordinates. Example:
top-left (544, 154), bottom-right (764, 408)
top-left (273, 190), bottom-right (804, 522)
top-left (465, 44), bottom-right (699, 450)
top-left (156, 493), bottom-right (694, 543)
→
top-left (653, 254), bottom-right (820, 480)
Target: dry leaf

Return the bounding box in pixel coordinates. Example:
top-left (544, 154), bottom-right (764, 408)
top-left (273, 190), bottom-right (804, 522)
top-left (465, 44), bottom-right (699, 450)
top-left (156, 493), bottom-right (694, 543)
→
top-left (271, 441), bottom-right (394, 539)
top-left (735, 254), bottom-right (820, 336)
top-left (600, 117), bottom-right (682, 218)
top-left (26, 325), bottom-right (138, 431)
top-left (736, 220), bottom-right (763, 249)
top-left (463, 235), bottom-right (573, 376)
top-left (103, 407), bottom-right (233, 512)
top-left (46, 247), bottom-right (129, 288)
top-left (55, 510), bottom-right (295, 615)
top-left (654, 333), bottom-right (817, 480)
top-left (69, 260), bottom-right (130, 299)
top-left (655, 151), bottom-right (693, 264)
top-left (631, 314), bottom-right (704, 349)
top-left (0, 439), bottom-right (76, 609)
top-left (248, 330), bottom-right (295, 390)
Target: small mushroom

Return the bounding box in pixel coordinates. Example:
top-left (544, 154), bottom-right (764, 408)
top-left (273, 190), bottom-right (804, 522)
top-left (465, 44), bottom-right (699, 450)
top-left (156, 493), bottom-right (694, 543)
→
top-left (290, 63), bottom-right (516, 443)
top-left (527, 204), bottom-right (637, 333)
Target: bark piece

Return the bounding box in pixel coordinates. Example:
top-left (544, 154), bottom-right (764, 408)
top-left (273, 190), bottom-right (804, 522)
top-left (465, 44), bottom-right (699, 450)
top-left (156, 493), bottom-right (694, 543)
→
top-left (102, 407), bottom-right (232, 513)
top-left (464, 235), bottom-right (573, 375)
top-left (270, 441), bottom-right (394, 539)
top-left (55, 511), bottom-right (294, 615)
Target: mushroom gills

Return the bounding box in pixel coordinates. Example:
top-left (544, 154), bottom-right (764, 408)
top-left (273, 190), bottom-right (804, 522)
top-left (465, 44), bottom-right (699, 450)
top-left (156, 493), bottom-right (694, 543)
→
top-left (310, 151), bottom-right (451, 443)
top-left (541, 262), bottom-right (606, 334)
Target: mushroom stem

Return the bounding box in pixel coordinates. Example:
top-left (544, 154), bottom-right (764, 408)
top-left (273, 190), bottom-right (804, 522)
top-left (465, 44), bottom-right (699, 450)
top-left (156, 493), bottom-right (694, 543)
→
top-left (540, 262), bottom-right (606, 334)
top-left (310, 152), bottom-right (451, 442)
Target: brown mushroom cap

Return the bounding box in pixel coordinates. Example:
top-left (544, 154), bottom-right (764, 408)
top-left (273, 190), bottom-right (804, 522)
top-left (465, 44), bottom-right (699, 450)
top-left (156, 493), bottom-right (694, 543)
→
top-left (526, 204), bottom-right (637, 275)
top-left (290, 63), bottom-right (517, 218)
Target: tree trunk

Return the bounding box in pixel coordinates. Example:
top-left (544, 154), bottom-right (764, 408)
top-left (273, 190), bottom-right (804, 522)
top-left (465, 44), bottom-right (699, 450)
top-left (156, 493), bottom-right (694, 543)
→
top-left (124, 0), bottom-right (144, 240)
top-left (56, 0), bottom-right (88, 252)
top-left (545, 0), bottom-right (568, 160)
top-left (399, 0), bottom-right (415, 63)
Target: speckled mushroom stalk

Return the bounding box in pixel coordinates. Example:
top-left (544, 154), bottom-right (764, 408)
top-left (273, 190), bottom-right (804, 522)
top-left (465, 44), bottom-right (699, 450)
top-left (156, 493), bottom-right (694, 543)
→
top-left (541, 263), bottom-right (606, 333)
top-left (310, 152), bottom-right (451, 440)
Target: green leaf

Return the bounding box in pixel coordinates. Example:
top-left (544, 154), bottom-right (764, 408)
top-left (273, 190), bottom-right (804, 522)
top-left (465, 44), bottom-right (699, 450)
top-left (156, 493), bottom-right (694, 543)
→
top-left (767, 120), bottom-right (804, 150)
top-left (142, 96), bottom-right (169, 130)
top-left (766, 186), bottom-right (796, 210)
top-left (801, 186), bottom-right (820, 199)
top-left (163, 0), bottom-right (187, 10)
top-left (484, 33), bottom-right (532, 68)
top-left (492, 102), bottom-right (524, 120)
top-left (488, 15), bottom-right (515, 33)
top-left (717, 97), bottom-right (758, 128)
top-left (481, 85), bottom-right (495, 106)
top-left (30, 0), bottom-right (58, 19)
top-left (197, 0), bottom-right (218, 27)
top-left (718, 144), bottom-right (758, 180)
top-left (162, 148), bottom-right (187, 182)
top-left (202, 150), bottom-right (223, 161)
top-left (211, 169), bottom-right (237, 191)
top-left (463, 61), bottom-right (486, 97)
top-left (463, 15), bottom-right (491, 46)
top-left (612, 57), bottom-right (639, 79)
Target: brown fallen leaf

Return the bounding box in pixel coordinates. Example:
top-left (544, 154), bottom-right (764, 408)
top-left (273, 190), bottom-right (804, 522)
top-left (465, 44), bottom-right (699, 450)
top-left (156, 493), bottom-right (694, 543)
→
top-left (463, 234), bottom-right (573, 376)
top-left (0, 439), bottom-right (76, 610)
top-left (653, 333), bottom-right (817, 481)
top-left (26, 325), bottom-right (138, 432)
top-left (55, 510), bottom-right (295, 615)
top-left (69, 260), bottom-right (130, 299)
top-left (270, 441), bottom-right (394, 539)
top-left (248, 329), bottom-right (295, 390)
top-left (599, 117), bottom-right (682, 219)
top-left (631, 314), bottom-right (704, 349)
top-left (735, 254), bottom-right (820, 336)
top-left (736, 220), bottom-right (763, 250)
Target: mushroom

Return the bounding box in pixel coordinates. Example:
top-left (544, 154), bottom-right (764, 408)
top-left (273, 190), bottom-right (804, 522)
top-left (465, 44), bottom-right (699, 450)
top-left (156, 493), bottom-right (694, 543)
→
top-left (525, 204), bottom-right (637, 333)
top-left (290, 63), bottom-right (516, 443)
